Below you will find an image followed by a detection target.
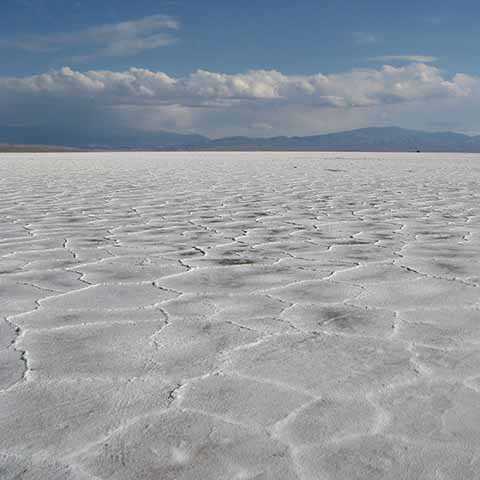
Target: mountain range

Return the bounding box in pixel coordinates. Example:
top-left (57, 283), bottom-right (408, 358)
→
top-left (3, 126), bottom-right (480, 152)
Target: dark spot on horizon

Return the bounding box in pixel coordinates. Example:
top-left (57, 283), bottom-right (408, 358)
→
top-left (216, 258), bottom-right (255, 266)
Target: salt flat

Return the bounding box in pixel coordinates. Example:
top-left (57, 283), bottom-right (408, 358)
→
top-left (1, 152), bottom-right (480, 479)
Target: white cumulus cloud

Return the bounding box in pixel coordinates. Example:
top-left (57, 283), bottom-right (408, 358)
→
top-left (0, 63), bottom-right (471, 107)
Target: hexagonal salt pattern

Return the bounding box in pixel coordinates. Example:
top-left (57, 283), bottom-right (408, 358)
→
top-left (1, 151), bottom-right (480, 479)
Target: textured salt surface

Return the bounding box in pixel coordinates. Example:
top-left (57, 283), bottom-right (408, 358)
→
top-left (1, 152), bottom-right (480, 479)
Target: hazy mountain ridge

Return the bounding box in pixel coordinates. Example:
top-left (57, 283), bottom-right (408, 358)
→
top-left (2, 126), bottom-right (480, 152)
top-left (209, 127), bottom-right (480, 152)
top-left (0, 126), bottom-right (209, 150)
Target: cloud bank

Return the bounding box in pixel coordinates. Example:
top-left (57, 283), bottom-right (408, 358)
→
top-left (1, 63), bottom-right (479, 136)
top-left (1, 63), bottom-right (471, 107)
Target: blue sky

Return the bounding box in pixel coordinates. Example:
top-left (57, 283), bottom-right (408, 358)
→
top-left (1, 0), bottom-right (480, 137)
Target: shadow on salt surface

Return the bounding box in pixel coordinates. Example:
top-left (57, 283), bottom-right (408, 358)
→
top-left (75, 255), bottom-right (186, 284)
top-left (158, 264), bottom-right (322, 294)
top-left (281, 303), bottom-right (396, 338)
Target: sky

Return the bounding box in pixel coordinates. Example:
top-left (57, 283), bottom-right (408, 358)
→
top-left (2, 0), bottom-right (480, 138)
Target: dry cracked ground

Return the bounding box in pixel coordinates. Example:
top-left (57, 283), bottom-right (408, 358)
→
top-left (1, 152), bottom-right (480, 480)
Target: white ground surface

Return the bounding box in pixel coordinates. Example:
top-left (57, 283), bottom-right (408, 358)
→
top-left (1, 152), bottom-right (480, 479)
